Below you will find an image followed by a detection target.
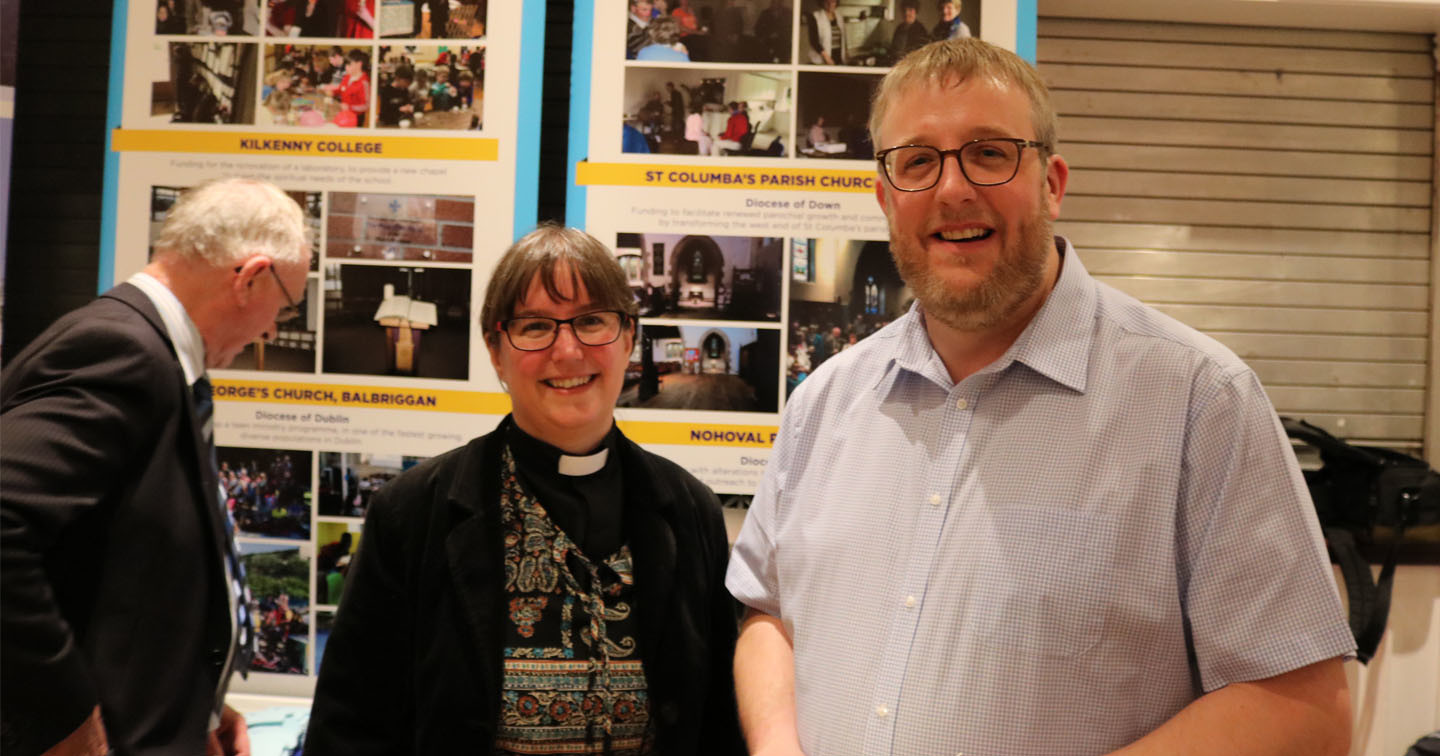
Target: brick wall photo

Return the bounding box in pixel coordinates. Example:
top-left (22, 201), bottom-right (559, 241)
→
top-left (327, 192), bottom-right (474, 263)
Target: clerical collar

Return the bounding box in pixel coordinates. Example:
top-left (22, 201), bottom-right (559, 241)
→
top-left (506, 420), bottom-right (617, 478)
top-left (558, 448), bottom-right (608, 477)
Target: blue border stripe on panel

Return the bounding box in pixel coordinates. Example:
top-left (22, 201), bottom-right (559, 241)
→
top-left (564, 0), bottom-right (595, 228)
top-left (512, 0), bottom-right (546, 240)
top-left (99, 0), bottom-right (129, 292)
top-left (1016, 0), bottom-right (1037, 64)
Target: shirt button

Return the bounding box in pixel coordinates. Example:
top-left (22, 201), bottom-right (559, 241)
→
top-left (928, 493), bottom-right (941, 507)
top-left (904, 595), bottom-right (916, 608)
top-left (955, 397), bottom-right (969, 410)
top-left (875, 704), bottom-right (889, 717)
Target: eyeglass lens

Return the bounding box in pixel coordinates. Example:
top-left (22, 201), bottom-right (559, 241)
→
top-left (884, 140), bottom-right (1024, 190)
top-left (506, 311), bottom-right (624, 351)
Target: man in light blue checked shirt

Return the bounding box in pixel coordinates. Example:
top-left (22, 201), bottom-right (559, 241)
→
top-left (726, 38), bottom-right (1355, 756)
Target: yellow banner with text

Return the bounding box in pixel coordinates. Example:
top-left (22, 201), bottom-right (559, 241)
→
top-left (575, 161), bottom-right (876, 193)
top-left (213, 380), bottom-right (776, 447)
top-left (110, 129), bottom-right (499, 161)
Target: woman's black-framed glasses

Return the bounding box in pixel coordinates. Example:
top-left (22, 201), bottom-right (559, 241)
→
top-left (876, 138), bottom-right (1050, 192)
top-left (498, 310), bottom-right (629, 351)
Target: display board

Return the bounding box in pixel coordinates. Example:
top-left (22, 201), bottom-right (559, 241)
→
top-left (101, 0), bottom-right (544, 697)
top-left (568, 0), bottom-right (1027, 492)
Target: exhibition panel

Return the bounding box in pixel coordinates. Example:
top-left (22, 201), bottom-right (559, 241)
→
top-left (100, 0), bottom-right (545, 700)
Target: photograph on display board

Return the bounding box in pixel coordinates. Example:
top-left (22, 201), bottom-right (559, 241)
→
top-left (147, 42), bottom-right (257, 125)
top-left (149, 185), bottom-right (322, 271)
top-left (264, 0), bottom-right (376, 38)
top-left (623, 67), bottom-right (790, 156)
top-left (259, 44), bottom-right (371, 127)
top-left (328, 192), bottom-right (474, 262)
top-left (787, 238), bottom-right (909, 395)
top-left (150, 186), bottom-right (320, 370)
top-left (799, 0), bottom-right (978, 66)
top-left (315, 610), bottom-right (336, 673)
top-left (377, 0), bottom-right (487, 39)
top-left (156, 0), bottom-right (260, 36)
top-left (616, 232), bottom-right (782, 322)
top-left (795, 70), bottom-right (878, 159)
top-left (231, 706), bottom-right (309, 754)
top-left (626, 0), bottom-right (792, 64)
top-left (376, 45), bottom-right (484, 130)
top-left (318, 451), bottom-right (427, 517)
top-left (619, 326), bottom-right (780, 412)
top-left (316, 521), bottom-right (362, 606)
top-left (240, 542), bottom-right (311, 676)
top-left (321, 263), bottom-right (472, 380)
top-left (218, 447), bottom-right (313, 540)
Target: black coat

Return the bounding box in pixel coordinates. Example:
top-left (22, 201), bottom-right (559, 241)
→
top-left (0, 284), bottom-right (235, 756)
top-left (890, 20), bottom-right (932, 61)
top-left (305, 418), bottom-right (745, 755)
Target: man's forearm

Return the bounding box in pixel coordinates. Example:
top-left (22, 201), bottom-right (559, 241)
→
top-left (734, 608), bottom-right (805, 756)
top-left (1108, 657), bottom-right (1351, 756)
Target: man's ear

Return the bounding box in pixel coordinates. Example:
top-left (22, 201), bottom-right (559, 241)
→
top-left (1044, 153), bottom-right (1069, 220)
top-left (231, 255), bottom-right (270, 304)
top-left (874, 169), bottom-right (889, 214)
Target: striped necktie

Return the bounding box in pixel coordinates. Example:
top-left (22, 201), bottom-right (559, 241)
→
top-left (193, 376), bottom-right (255, 677)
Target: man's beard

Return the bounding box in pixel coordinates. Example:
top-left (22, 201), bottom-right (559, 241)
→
top-left (888, 198), bottom-right (1055, 333)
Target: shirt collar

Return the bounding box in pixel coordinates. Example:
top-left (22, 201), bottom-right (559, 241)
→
top-left (1003, 236), bottom-right (1096, 393)
top-left (879, 236), bottom-right (1096, 395)
top-left (127, 271), bottom-right (207, 385)
top-left (886, 303), bottom-right (951, 389)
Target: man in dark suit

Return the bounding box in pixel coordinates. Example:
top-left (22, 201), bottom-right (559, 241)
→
top-left (889, 0), bottom-right (931, 63)
top-left (1, 178), bottom-right (312, 756)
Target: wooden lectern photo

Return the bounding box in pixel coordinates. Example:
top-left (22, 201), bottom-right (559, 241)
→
top-left (373, 283), bottom-right (438, 374)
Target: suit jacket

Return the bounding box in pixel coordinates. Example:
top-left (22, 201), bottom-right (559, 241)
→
top-left (305, 417), bottom-right (745, 755)
top-left (1, 284), bottom-right (235, 756)
top-left (890, 20), bottom-right (932, 61)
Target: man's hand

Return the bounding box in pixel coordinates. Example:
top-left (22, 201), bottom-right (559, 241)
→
top-left (41, 705), bottom-right (107, 756)
top-left (206, 705), bottom-right (250, 756)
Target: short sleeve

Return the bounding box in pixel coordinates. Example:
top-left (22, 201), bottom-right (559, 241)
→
top-left (1178, 369), bottom-right (1356, 691)
top-left (726, 389), bottom-right (808, 617)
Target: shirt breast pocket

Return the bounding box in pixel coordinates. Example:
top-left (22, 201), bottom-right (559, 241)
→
top-left (970, 504), bottom-right (1109, 659)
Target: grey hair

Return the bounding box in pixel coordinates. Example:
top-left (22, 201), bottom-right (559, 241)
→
top-left (480, 224), bottom-right (638, 348)
top-left (869, 38), bottom-right (1057, 153)
top-left (154, 178), bottom-right (309, 266)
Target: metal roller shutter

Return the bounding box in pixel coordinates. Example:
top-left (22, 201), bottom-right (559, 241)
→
top-left (1037, 18), bottom-right (1434, 451)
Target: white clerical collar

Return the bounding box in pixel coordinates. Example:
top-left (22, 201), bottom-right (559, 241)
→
top-left (558, 448), bottom-right (609, 477)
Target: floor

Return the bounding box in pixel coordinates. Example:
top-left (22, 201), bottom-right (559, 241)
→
top-left (321, 322), bottom-right (470, 380)
top-left (617, 372), bottom-right (762, 412)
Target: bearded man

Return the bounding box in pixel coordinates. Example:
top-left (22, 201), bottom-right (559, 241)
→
top-left (725, 38), bottom-right (1355, 756)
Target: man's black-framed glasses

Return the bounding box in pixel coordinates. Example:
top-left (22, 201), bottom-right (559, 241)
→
top-left (267, 264), bottom-right (302, 322)
top-left (235, 261), bottom-right (302, 322)
top-left (876, 138), bottom-right (1050, 192)
top-left (498, 310), bottom-right (629, 351)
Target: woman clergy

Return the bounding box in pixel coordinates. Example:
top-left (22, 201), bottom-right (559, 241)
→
top-left (305, 225), bottom-right (744, 756)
